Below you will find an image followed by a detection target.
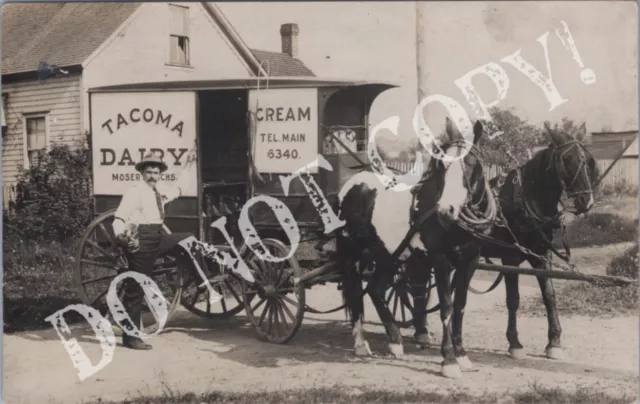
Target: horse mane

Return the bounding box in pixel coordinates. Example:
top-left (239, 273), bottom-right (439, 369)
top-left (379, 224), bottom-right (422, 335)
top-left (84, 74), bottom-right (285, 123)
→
top-left (517, 144), bottom-right (564, 216)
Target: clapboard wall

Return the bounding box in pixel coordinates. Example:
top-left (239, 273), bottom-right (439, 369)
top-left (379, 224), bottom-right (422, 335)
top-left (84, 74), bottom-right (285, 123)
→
top-left (2, 74), bottom-right (83, 185)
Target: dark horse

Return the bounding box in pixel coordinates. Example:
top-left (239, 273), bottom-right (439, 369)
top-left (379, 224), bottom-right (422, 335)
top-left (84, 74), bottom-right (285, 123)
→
top-left (336, 118), bottom-right (496, 378)
top-left (482, 122), bottom-right (597, 360)
top-left (410, 122), bottom-right (597, 361)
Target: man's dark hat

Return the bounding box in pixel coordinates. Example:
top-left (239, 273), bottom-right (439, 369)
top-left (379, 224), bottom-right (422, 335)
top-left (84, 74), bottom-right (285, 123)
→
top-left (135, 151), bottom-right (168, 173)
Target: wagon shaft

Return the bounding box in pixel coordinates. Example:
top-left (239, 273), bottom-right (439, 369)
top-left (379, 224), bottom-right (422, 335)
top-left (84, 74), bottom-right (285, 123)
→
top-left (295, 260), bottom-right (337, 285)
top-left (475, 262), bottom-right (637, 286)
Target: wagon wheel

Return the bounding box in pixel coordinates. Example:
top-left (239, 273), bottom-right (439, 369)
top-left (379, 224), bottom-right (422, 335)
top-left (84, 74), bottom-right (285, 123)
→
top-left (241, 238), bottom-right (306, 344)
top-left (384, 269), bottom-right (440, 328)
top-left (180, 246), bottom-right (253, 319)
top-left (74, 209), bottom-right (184, 335)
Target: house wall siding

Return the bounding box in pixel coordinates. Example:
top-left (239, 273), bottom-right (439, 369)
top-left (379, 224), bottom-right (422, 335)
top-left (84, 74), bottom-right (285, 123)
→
top-left (81, 2), bottom-right (254, 132)
top-left (2, 74), bottom-right (82, 184)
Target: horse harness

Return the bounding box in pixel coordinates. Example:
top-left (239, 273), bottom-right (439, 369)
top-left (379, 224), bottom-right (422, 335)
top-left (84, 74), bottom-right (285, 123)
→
top-left (493, 139), bottom-right (594, 263)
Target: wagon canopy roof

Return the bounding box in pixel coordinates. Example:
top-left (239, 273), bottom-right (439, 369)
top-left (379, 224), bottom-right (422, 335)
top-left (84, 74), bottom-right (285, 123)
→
top-left (87, 78), bottom-right (399, 93)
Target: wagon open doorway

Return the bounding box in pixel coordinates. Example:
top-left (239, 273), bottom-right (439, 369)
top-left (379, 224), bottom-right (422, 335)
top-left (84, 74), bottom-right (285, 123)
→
top-left (197, 90), bottom-right (249, 244)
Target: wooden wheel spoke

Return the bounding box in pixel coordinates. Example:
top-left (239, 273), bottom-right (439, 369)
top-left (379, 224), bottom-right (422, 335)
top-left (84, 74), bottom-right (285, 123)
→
top-left (272, 300), bottom-right (283, 336)
top-left (191, 288), bottom-right (203, 304)
top-left (89, 288), bottom-right (109, 306)
top-left (97, 223), bottom-right (118, 250)
top-left (85, 239), bottom-right (117, 261)
top-left (252, 297), bottom-right (267, 314)
top-left (82, 273), bottom-right (116, 285)
top-left (266, 301), bottom-right (275, 335)
top-left (392, 292), bottom-right (399, 317)
top-left (281, 294), bottom-right (298, 307)
top-left (81, 258), bottom-right (118, 270)
top-left (399, 291), bottom-right (413, 311)
top-left (216, 285), bottom-right (227, 312)
top-left (224, 280), bottom-right (243, 304)
top-left (256, 301), bottom-right (270, 328)
top-left (151, 266), bottom-right (178, 277)
top-left (256, 257), bottom-right (270, 280)
top-left (247, 260), bottom-right (266, 282)
top-left (386, 289), bottom-right (394, 306)
top-left (400, 297), bottom-right (407, 323)
top-left (277, 297), bottom-right (296, 324)
top-left (275, 300), bottom-right (290, 333)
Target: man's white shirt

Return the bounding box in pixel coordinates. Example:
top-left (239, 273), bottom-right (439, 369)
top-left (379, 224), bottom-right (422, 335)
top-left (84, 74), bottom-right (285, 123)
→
top-left (113, 181), bottom-right (182, 236)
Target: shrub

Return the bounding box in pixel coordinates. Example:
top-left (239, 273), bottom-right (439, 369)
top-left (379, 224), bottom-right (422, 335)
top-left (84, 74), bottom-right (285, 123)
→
top-left (557, 212), bottom-right (638, 248)
top-left (597, 180), bottom-right (639, 198)
top-left (607, 244), bottom-right (639, 279)
top-left (5, 134), bottom-right (93, 243)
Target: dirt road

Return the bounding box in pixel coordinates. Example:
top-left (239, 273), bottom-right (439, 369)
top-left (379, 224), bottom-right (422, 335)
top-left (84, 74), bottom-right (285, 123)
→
top-left (4, 244), bottom-right (638, 404)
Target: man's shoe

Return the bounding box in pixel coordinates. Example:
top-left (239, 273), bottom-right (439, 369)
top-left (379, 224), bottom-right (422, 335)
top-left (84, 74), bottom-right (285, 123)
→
top-left (123, 336), bottom-right (152, 350)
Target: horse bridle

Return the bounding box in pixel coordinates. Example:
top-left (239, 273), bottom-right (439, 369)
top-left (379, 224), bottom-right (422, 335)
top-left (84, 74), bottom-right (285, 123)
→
top-left (548, 140), bottom-right (594, 199)
top-left (441, 140), bottom-right (486, 201)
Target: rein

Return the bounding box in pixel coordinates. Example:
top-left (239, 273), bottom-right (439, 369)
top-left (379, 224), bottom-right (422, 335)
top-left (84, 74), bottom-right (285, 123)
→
top-left (450, 142), bottom-right (499, 235)
top-left (475, 139), bottom-right (595, 267)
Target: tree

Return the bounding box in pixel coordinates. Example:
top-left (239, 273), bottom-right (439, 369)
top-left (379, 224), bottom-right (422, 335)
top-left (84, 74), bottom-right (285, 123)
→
top-left (478, 107), bottom-right (546, 167)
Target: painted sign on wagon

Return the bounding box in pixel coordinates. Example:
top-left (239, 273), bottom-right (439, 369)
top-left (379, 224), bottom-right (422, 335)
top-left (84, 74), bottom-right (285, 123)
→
top-left (249, 88), bottom-right (319, 174)
top-left (90, 91), bottom-right (198, 197)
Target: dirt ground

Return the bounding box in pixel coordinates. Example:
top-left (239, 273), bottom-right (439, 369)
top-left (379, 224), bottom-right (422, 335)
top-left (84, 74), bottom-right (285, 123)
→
top-left (4, 243), bottom-right (638, 404)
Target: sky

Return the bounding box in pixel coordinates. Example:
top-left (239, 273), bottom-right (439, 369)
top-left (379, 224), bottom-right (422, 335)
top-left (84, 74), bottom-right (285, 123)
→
top-left (218, 1), bottom-right (638, 151)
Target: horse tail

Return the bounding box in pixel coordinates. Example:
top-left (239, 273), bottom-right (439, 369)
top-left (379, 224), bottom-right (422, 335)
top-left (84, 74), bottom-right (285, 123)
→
top-left (337, 232), bottom-right (365, 325)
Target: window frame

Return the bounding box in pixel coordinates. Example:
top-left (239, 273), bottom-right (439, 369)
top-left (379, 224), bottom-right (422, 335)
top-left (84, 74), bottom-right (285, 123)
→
top-left (22, 112), bottom-right (50, 169)
top-left (167, 4), bottom-right (191, 67)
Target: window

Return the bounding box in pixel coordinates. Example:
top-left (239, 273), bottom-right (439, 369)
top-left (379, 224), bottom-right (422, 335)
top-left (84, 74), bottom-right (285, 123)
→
top-left (168, 5), bottom-right (189, 66)
top-left (25, 115), bottom-right (47, 167)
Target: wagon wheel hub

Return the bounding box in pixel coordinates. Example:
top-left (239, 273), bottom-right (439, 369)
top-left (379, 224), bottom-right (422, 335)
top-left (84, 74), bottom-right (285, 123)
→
top-left (263, 284), bottom-right (278, 298)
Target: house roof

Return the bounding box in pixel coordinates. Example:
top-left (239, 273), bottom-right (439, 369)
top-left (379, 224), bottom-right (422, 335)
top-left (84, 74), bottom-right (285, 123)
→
top-left (587, 130), bottom-right (638, 159)
top-left (622, 137), bottom-right (638, 157)
top-left (88, 78), bottom-right (397, 93)
top-left (1, 3), bottom-right (315, 78)
top-left (251, 49), bottom-right (315, 77)
top-left (2, 3), bottom-right (142, 75)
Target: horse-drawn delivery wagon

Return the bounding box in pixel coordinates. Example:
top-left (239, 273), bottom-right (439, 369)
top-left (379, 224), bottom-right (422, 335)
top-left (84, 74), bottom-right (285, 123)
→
top-left (75, 77), bottom-right (413, 342)
top-left (75, 77), bottom-right (636, 348)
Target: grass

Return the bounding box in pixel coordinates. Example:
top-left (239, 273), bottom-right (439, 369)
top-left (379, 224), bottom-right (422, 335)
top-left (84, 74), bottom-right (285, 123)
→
top-left (3, 237), bottom-right (84, 333)
top-left (81, 384), bottom-right (635, 404)
top-left (522, 244), bottom-right (638, 317)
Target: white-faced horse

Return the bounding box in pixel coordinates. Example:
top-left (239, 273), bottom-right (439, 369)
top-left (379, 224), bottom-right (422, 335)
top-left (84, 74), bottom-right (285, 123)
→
top-left (335, 118), bottom-right (497, 378)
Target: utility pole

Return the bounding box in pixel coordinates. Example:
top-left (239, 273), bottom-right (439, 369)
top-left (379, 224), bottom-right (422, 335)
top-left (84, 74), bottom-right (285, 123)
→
top-left (416, 1), bottom-right (427, 105)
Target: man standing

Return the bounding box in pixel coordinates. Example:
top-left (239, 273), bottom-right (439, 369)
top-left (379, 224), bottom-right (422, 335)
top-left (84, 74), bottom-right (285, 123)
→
top-left (112, 151), bottom-right (195, 350)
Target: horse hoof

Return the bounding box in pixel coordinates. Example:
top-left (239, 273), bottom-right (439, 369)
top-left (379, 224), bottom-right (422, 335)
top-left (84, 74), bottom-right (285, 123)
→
top-left (441, 363), bottom-right (462, 379)
top-left (388, 343), bottom-right (404, 358)
top-left (456, 356), bottom-right (476, 372)
top-left (414, 332), bottom-right (431, 346)
top-left (509, 348), bottom-right (526, 360)
top-left (545, 346), bottom-right (565, 360)
top-left (354, 341), bottom-right (372, 356)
